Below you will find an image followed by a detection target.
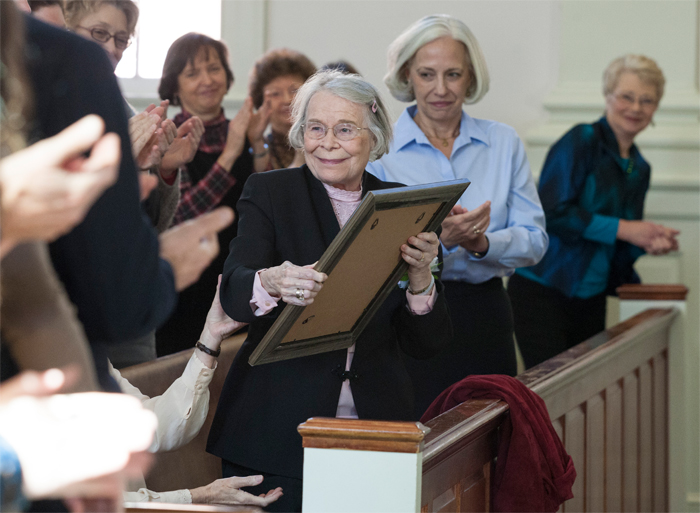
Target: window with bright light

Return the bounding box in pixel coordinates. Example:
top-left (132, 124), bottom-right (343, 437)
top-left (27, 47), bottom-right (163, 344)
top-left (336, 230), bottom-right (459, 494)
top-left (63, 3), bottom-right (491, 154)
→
top-left (116, 0), bottom-right (222, 79)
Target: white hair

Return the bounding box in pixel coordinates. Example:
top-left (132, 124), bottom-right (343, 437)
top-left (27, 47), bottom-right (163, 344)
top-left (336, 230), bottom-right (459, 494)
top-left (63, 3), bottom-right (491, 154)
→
top-left (603, 54), bottom-right (665, 101)
top-left (288, 70), bottom-right (393, 162)
top-left (384, 14), bottom-right (490, 105)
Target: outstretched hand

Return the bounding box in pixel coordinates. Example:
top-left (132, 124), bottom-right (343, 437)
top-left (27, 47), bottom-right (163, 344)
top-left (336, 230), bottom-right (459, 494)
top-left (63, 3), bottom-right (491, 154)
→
top-left (189, 475), bottom-right (283, 507)
top-left (199, 275), bottom-right (247, 351)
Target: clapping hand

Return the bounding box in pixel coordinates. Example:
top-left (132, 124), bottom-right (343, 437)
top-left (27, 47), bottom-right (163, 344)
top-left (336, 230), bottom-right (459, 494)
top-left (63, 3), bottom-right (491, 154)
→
top-left (617, 219), bottom-right (680, 255)
top-left (161, 115), bottom-right (205, 175)
top-left (131, 101), bottom-right (177, 170)
top-left (0, 369), bottom-right (155, 503)
top-left (441, 201), bottom-right (491, 253)
top-left (247, 96), bottom-right (272, 150)
top-left (0, 115), bottom-right (119, 257)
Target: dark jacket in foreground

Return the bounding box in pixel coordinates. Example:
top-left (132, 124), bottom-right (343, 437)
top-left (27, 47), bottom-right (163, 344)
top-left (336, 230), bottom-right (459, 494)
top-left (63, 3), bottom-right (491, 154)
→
top-left (23, 16), bottom-right (177, 386)
top-left (207, 166), bottom-right (452, 478)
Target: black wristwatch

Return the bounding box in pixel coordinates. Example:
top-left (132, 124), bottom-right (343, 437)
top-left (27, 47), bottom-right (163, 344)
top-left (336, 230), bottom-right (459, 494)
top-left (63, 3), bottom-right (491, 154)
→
top-left (195, 341), bottom-right (221, 357)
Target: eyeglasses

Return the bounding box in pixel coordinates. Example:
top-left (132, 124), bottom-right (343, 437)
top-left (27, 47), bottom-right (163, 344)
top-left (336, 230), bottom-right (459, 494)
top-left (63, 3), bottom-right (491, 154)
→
top-left (613, 92), bottom-right (657, 109)
top-left (78, 26), bottom-right (132, 50)
top-left (303, 122), bottom-right (369, 141)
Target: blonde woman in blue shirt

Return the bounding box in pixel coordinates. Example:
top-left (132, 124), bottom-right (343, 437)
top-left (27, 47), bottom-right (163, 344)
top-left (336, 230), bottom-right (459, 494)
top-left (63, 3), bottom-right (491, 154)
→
top-left (367, 14), bottom-right (548, 418)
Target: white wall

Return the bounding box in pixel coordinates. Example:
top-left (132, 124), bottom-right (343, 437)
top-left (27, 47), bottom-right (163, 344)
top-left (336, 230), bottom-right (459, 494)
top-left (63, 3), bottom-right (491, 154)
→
top-left (263, 0), bottom-right (560, 136)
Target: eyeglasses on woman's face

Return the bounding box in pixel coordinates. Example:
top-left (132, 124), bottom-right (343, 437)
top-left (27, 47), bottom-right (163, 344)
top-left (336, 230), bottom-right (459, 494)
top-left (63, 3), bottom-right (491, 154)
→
top-left (612, 92), bottom-right (657, 110)
top-left (78, 26), bottom-right (131, 50)
top-left (303, 121), bottom-right (369, 141)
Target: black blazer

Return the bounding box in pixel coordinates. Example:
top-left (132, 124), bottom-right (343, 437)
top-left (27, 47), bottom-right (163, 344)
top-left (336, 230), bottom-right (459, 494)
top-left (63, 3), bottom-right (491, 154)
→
top-left (207, 166), bottom-right (452, 478)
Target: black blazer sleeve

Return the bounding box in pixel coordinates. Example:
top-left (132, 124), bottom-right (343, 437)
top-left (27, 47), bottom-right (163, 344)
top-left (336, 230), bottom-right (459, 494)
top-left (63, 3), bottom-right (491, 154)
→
top-left (25, 16), bottom-right (177, 342)
top-left (220, 172), bottom-right (278, 324)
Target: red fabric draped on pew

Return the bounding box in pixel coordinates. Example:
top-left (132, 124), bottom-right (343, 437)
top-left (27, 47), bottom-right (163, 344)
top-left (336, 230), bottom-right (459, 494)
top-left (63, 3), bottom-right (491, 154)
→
top-left (421, 375), bottom-right (577, 512)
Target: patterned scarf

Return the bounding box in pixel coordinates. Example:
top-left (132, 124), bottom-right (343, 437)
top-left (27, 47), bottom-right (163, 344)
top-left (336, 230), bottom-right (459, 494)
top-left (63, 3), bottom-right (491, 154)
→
top-left (173, 108), bottom-right (228, 154)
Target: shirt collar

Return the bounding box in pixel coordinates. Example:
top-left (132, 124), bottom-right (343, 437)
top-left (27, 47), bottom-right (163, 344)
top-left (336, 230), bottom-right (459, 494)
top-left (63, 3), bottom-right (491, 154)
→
top-left (394, 105), bottom-right (490, 152)
top-left (597, 115), bottom-right (642, 161)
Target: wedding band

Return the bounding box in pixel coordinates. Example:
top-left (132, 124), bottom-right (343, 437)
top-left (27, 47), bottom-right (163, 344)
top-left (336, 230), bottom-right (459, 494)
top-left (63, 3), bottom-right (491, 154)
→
top-left (420, 252), bottom-right (425, 262)
top-left (295, 288), bottom-right (304, 301)
top-left (473, 226), bottom-right (481, 235)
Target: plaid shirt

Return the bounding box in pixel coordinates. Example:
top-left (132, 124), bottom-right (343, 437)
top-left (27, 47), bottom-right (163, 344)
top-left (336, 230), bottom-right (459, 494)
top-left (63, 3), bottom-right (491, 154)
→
top-left (172, 110), bottom-right (236, 225)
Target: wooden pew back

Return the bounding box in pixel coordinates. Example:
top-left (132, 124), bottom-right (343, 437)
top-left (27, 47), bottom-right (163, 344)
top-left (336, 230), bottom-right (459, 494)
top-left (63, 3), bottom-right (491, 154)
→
top-left (419, 308), bottom-right (676, 512)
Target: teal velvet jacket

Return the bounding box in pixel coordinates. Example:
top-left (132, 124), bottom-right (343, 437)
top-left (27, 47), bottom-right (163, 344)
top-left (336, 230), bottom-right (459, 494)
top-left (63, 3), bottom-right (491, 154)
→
top-left (516, 117), bottom-right (648, 297)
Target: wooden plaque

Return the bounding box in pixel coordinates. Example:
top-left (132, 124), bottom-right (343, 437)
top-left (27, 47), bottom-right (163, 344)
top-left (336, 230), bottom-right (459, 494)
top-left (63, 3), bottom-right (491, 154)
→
top-left (248, 179), bottom-right (470, 365)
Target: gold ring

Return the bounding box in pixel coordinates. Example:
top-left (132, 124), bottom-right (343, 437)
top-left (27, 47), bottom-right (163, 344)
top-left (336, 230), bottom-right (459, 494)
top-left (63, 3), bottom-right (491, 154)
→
top-left (473, 226), bottom-right (481, 235)
top-left (420, 252), bottom-right (425, 262)
top-left (295, 288), bottom-right (304, 301)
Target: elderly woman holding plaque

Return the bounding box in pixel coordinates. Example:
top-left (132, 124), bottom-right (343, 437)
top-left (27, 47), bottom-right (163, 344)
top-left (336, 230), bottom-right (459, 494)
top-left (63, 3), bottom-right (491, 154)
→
top-left (207, 70), bottom-right (452, 512)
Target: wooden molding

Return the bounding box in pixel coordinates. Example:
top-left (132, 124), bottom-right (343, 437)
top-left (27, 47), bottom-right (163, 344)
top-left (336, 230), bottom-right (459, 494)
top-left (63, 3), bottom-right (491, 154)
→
top-left (617, 284), bottom-right (689, 301)
top-left (298, 417), bottom-right (429, 453)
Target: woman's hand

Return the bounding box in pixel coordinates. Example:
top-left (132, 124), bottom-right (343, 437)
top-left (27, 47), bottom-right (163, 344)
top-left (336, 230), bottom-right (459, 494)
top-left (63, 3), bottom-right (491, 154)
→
top-left (131, 102), bottom-right (177, 171)
top-left (246, 98), bottom-right (272, 150)
top-left (197, 276), bottom-right (247, 368)
top-left (441, 201), bottom-right (490, 253)
top-left (617, 219), bottom-right (680, 254)
top-left (247, 98), bottom-right (273, 172)
top-left (401, 232), bottom-right (439, 293)
top-left (129, 108), bottom-right (161, 161)
top-left (160, 116), bottom-right (205, 174)
top-left (0, 115), bottom-right (119, 257)
top-left (217, 97), bottom-right (254, 171)
top-left (260, 261), bottom-right (328, 306)
top-left (159, 207), bottom-right (234, 291)
top-left (189, 476), bottom-right (283, 507)
top-left (0, 370), bottom-right (156, 501)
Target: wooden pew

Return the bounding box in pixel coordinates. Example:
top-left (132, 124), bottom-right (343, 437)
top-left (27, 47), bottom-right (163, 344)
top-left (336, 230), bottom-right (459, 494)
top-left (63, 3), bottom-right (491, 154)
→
top-left (300, 303), bottom-right (682, 512)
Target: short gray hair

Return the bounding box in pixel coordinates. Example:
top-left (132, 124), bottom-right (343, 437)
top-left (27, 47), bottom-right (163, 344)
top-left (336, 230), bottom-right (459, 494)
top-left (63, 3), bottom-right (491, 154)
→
top-left (289, 70), bottom-right (393, 162)
top-left (384, 14), bottom-right (489, 105)
top-left (603, 54), bottom-right (665, 101)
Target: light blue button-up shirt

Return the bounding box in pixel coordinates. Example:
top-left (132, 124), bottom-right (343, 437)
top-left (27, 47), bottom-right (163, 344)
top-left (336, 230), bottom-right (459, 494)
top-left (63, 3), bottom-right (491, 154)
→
top-left (367, 106), bottom-right (548, 284)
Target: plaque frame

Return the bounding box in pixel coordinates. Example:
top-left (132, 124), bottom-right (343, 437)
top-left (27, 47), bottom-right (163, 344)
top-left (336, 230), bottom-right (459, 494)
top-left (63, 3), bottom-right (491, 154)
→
top-left (248, 179), bottom-right (470, 366)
